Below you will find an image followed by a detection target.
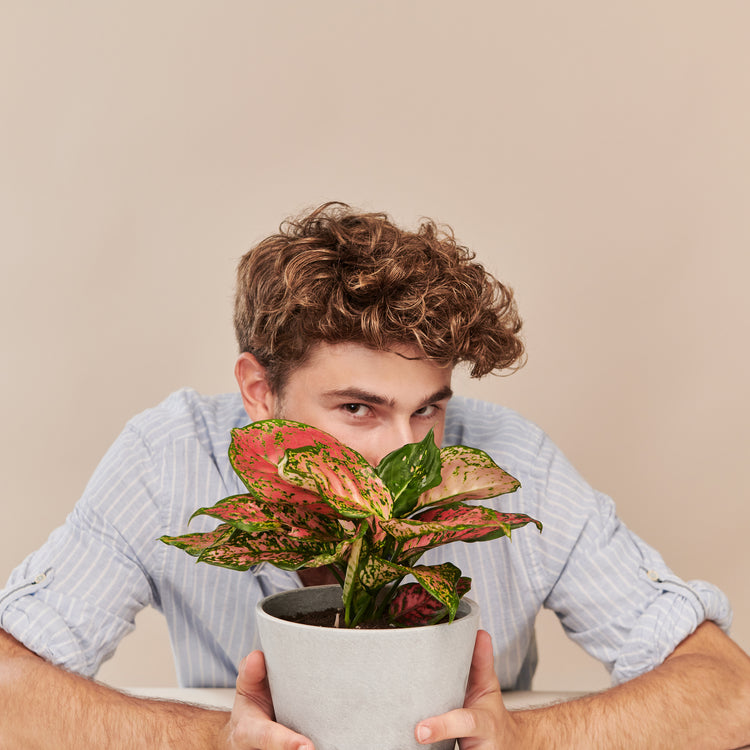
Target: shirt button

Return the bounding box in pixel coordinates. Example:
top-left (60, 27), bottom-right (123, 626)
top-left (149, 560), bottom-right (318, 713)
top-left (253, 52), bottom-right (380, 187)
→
top-left (647, 569), bottom-right (660, 582)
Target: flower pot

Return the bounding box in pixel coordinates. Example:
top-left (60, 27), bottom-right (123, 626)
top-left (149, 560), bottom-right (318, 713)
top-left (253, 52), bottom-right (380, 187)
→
top-left (256, 584), bottom-right (479, 750)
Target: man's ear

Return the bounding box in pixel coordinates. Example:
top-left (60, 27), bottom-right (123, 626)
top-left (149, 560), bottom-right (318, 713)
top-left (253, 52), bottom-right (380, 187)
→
top-left (235, 352), bottom-right (276, 421)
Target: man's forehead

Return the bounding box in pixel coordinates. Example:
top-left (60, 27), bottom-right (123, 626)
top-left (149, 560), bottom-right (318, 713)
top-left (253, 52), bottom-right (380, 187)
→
top-left (301, 340), bottom-right (450, 371)
top-left (287, 342), bottom-right (454, 403)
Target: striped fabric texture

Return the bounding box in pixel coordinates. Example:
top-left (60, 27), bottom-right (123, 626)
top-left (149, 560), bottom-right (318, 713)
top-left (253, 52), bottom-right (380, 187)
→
top-left (0, 389), bottom-right (731, 689)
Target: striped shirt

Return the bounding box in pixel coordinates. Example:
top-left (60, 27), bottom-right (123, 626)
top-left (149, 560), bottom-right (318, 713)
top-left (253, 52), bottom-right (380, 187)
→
top-left (0, 389), bottom-right (731, 689)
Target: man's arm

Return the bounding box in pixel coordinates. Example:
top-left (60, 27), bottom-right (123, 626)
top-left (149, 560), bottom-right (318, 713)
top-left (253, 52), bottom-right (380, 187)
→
top-left (416, 624), bottom-right (750, 749)
top-left (0, 629), bottom-right (311, 750)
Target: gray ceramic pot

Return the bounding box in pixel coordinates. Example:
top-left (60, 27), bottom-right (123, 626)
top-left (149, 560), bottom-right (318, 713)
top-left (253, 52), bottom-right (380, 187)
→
top-left (256, 584), bottom-right (479, 750)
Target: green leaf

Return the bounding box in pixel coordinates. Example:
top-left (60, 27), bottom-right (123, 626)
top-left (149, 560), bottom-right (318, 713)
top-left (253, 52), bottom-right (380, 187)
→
top-left (358, 554), bottom-right (409, 592)
top-left (375, 429), bottom-right (443, 517)
top-left (342, 526), bottom-right (369, 626)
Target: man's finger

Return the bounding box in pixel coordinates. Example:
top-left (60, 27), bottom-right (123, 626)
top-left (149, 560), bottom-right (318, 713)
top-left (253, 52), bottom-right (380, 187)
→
top-left (415, 630), bottom-right (506, 747)
top-left (227, 651), bottom-right (315, 750)
top-left (465, 629), bottom-right (500, 705)
top-left (415, 707), bottom-right (490, 746)
top-left (235, 651), bottom-right (274, 718)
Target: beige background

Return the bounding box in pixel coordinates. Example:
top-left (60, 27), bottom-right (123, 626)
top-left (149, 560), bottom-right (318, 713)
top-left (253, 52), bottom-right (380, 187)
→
top-left (1, 1), bottom-right (748, 693)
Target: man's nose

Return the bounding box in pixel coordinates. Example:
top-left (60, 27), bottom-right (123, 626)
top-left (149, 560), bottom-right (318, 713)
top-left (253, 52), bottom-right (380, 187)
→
top-left (368, 424), bottom-right (420, 466)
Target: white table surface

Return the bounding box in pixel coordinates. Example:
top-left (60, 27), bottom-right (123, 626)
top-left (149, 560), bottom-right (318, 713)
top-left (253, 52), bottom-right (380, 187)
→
top-left (123, 686), bottom-right (586, 711)
top-left (121, 689), bottom-right (750, 748)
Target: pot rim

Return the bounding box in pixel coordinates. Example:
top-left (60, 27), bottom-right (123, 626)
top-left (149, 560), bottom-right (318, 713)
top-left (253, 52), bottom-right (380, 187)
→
top-left (256, 583), bottom-right (479, 634)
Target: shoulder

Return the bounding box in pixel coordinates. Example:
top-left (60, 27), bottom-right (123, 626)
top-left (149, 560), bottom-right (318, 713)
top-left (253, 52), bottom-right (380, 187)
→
top-left (444, 396), bottom-right (584, 506)
top-left (444, 395), bottom-right (547, 458)
top-left (107, 388), bottom-right (248, 496)
top-left (83, 389), bottom-right (249, 531)
top-left (125, 388), bottom-right (248, 454)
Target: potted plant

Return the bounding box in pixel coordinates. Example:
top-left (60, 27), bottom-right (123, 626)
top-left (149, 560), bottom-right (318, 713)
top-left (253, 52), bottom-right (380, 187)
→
top-left (161, 420), bottom-right (542, 749)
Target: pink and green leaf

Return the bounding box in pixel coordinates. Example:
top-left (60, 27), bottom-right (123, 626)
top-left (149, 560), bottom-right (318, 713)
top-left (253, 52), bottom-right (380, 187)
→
top-left (228, 421), bottom-right (347, 516)
top-left (229, 419), bottom-right (346, 475)
top-left (414, 445), bottom-right (521, 511)
top-left (159, 523), bottom-right (235, 556)
top-left (396, 503), bottom-right (542, 554)
top-left (407, 562), bottom-right (463, 622)
top-left (358, 557), bottom-right (464, 622)
top-left (190, 494), bottom-right (342, 540)
top-left (196, 529), bottom-right (347, 571)
top-left (280, 445), bottom-right (393, 520)
top-left (388, 576), bottom-right (472, 626)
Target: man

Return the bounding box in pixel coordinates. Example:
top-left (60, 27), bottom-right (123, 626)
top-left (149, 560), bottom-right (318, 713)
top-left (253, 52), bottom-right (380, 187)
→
top-left (1, 202), bottom-right (748, 748)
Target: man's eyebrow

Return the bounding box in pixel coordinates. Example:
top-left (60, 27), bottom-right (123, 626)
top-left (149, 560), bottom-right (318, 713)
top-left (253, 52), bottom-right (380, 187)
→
top-left (321, 388), bottom-right (394, 406)
top-left (422, 385), bottom-right (454, 405)
top-left (320, 386), bottom-right (453, 407)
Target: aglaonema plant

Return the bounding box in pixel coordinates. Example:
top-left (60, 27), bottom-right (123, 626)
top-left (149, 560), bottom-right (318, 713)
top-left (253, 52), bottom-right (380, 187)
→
top-left (160, 420), bottom-right (542, 628)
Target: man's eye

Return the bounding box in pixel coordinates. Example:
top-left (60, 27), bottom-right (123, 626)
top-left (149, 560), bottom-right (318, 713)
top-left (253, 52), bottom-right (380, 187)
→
top-left (414, 404), bottom-right (438, 418)
top-left (341, 403), bottom-right (369, 416)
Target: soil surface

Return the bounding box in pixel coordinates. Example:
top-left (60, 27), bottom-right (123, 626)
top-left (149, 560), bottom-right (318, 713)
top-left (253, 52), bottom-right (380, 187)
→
top-left (280, 607), bottom-right (395, 629)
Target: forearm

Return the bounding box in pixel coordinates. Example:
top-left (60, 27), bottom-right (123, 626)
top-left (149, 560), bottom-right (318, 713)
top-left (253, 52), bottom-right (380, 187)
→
top-left (513, 623), bottom-right (750, 749)
top-left (0, 630), bottom-right (227, 749)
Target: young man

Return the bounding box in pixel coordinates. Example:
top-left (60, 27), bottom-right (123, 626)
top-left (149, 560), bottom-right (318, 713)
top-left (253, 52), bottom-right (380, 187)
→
top-left (1, 203), bottom-right (749, 748)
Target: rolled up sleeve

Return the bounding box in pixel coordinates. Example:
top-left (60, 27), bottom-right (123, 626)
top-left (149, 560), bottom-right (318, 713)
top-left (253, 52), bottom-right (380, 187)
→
top-left (532, 436), bottom-right (732, 686)
top-left (610, 568), bottom-right (731, 684)
top-left (0, 425), bottom-right (162, 676)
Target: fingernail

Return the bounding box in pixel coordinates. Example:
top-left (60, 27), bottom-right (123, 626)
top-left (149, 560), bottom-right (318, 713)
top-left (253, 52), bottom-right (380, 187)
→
top-left (416, 724), bottom-right (432, 743)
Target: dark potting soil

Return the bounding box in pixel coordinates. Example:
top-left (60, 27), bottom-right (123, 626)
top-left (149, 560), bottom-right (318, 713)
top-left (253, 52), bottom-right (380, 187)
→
top-left (280, 607), bottom-right (395, 629)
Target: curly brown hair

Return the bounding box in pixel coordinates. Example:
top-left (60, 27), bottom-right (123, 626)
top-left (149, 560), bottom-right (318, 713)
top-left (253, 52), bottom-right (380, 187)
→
top-left (234, 202), bottom-right (524, 393)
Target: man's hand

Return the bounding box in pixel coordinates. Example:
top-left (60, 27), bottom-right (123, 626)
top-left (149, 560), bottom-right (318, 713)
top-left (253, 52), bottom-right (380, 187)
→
top-left (221, 650), bottom-right (315, 750)
top-left (417, 623), bottom-right (750, 750)
top-left (415, 630), bottom-right (520, 749)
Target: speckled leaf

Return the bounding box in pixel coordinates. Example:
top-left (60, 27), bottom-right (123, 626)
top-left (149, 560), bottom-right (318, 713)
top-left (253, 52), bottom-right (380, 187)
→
top-left (196, 528), bottom-right (345, 571)
top-left (388, 576), bottom-right (472, 626)
top-left (407, 562), bottom-right (463, 622)
top-left (414, 445), bottom-right (521, 511)
top-left (359, 557), bottom-right (463, 622)
top-left (358, 554), bottom-right (411, 591)
top-left (160, 523), bottom-right (234, 556)
top-left (281, 445), bottom-right (393, 520)
top-left (189, 495), bottom-right (280, 534)
top-left (190, 494), bottom-right (342, 540)
top-left (342, 531), bottom-right (367, 620)
top-left (397, 503), bottom-right (542, 554)
top-left (228, 420), bottom-right (342, 517)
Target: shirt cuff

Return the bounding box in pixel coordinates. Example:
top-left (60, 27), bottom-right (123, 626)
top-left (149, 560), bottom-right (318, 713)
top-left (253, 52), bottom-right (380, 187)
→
top-left (0, 567), bottom-right (130, 677)
top-left (611, 567), bottom-right (733, 685)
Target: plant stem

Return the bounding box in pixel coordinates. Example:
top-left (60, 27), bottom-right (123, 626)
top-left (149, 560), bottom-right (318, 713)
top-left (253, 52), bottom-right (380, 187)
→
top-left (327, 565), bottom-right (345, 586)
top-left (373, 577), bottom-right (404, 621)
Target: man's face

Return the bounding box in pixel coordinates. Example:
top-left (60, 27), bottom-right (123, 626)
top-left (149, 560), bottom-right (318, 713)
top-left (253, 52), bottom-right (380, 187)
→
top-left (272, 342), bottom-right (453, 466)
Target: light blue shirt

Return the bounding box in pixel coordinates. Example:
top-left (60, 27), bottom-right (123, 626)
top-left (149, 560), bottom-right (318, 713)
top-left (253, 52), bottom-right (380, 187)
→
top-left (0, 389), bottom-right (731, 689)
